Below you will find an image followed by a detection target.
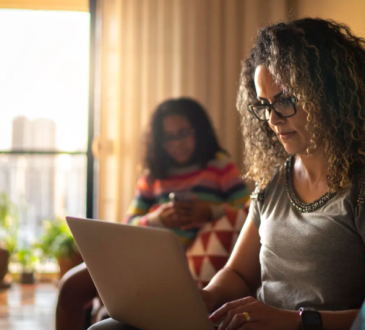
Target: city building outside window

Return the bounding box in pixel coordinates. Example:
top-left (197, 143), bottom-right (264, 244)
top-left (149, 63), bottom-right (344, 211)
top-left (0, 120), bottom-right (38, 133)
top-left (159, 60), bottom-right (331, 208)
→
top-left (0, 9), bottom-right (91, 271)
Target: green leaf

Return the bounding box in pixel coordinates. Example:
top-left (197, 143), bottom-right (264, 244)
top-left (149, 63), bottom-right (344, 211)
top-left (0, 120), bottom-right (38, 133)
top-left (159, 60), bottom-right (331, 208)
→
top-left (15, 247), bottom-right (37, 272)
top-left (0, 192), bottom-right (19, 257)
top-left (36, 218), bottom-right (78, 259)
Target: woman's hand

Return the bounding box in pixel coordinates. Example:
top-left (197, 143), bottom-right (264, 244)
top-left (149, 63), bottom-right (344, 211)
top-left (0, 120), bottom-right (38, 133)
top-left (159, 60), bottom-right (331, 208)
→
top-left (150, 200), bottom-right (212, 229)
top-left (209, 296), bottom-right (300, 330)
top-left (179, 200), bottom-right (212, 230)
top-left (156, 202), bottom-right (190, 228)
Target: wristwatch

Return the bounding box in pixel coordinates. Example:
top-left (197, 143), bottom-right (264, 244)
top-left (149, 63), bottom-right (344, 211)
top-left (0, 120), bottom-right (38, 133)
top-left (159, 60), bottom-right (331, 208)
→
top-left (299, 307), bottom-right (323, 330)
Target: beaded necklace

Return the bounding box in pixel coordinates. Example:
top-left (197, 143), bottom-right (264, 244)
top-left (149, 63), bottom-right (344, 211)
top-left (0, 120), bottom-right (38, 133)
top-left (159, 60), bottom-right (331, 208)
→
top-left (284, 156), bottom-right (336, 213)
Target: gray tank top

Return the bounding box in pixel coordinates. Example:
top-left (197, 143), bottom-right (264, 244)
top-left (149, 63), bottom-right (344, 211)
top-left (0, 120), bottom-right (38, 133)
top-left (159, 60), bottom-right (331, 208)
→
top-left (249, 158), bottom-right (365, 311)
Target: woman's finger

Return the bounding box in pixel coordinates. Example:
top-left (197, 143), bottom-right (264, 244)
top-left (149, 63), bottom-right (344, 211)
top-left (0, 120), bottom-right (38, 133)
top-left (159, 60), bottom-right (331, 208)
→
top-left (173, 201), bottom-right (194, 209)
top-left (210, 297), bottom-right (256, 324)
top-left (163, 208), bottom-right (177, 218)
top-left (174, 215), bottom-right (193, 227)
top-left (219, 304), bottom-right (255, 330)
top-left (173, 206), bottom-right (192, 216)
top-left (237, 323), bottom-right (257, 330)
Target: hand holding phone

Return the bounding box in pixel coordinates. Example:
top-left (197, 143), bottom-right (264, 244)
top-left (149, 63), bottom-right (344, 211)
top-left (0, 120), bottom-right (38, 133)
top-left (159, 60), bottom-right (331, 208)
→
top-left (169, 190), bottom-right (195, 202)
top-left (163, 191), bottom-right (212, 230)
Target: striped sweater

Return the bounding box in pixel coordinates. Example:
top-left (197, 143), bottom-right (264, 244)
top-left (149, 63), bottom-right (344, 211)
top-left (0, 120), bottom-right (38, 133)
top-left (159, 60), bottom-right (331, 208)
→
top-left (124, 152), bottom-right (250, 249)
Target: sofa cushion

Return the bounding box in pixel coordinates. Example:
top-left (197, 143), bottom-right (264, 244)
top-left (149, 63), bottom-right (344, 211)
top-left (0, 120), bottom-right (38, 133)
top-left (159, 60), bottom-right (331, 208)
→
top-left (186, 207), bottom-right (248, 288)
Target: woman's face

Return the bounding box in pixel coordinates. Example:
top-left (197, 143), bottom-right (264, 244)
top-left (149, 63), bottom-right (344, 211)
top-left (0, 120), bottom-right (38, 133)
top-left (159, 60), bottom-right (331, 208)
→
top-left (162, 115), bottom-right (196, 164)
top-left (254, 65), bottom-right (311, 155)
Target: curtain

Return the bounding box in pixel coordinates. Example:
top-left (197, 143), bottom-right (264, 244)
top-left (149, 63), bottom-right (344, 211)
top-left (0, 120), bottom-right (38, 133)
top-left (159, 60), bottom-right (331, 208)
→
top-left (94, 0), bottom-right (288, 222)
top-left (0, 0), bottom-right (88, 11)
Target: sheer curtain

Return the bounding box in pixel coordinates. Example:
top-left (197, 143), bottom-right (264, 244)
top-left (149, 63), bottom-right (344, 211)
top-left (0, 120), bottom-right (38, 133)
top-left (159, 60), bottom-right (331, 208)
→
top-left (93, 0), bottom-right (288, 222)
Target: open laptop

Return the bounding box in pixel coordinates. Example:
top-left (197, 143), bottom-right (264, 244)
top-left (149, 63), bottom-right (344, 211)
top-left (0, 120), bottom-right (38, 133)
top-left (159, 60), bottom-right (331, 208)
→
top-left (66, 216), bottom-right (214, 330)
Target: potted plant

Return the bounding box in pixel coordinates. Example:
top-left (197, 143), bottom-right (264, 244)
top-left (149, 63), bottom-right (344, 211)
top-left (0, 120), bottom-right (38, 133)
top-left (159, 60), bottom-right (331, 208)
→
top-left (0, 248), bottom-right (9, 288)
top-left (16, 247), bottom-right (37, 284)
top-left (37, 218), bottom-right (83, 279)
top-left (0, 192), bottom-right (18, 288)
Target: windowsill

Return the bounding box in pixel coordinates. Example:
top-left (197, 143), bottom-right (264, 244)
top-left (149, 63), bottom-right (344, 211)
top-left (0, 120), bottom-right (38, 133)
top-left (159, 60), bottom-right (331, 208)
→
top-left (8, 272), bottom-right (60, 283)
top-left (8, 260), bottom-right (60, 282)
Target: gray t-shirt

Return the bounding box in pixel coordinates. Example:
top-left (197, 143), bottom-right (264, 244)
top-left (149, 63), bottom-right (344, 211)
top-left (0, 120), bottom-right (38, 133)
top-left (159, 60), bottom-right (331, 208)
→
top-left (249, 162), bottom-right (365, 311)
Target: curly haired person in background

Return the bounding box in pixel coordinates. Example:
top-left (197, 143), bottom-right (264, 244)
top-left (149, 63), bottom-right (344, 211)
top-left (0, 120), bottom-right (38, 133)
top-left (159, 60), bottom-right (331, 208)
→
top-left (124, 97), bottom-right (249, 249)
top-left (59, 97), bottom-right (249, 330)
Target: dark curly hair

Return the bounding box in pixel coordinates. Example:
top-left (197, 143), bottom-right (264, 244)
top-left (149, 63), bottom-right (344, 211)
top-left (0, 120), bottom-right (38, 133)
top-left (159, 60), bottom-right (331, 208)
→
top-left (237, 18), bottom-right (365, 192)
top-left (144, 97), bottom-right (223, 182)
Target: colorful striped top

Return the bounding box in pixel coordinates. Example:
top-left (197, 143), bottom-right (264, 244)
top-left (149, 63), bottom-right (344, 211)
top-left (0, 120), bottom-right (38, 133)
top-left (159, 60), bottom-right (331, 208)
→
top-left (123, 152), bottom-right (250, 249)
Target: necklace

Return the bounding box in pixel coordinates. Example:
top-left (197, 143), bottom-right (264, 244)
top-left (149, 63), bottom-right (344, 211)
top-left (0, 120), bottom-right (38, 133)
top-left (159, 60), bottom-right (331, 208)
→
top-left (284, 156), bottom-right (336, 213)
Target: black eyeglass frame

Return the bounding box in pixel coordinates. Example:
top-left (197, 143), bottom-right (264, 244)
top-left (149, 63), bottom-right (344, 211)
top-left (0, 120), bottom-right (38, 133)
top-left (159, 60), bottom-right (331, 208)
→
top-left (162, 127), bottom-right (195, 145)
top-left (247, 96), bottom-right (297, 121)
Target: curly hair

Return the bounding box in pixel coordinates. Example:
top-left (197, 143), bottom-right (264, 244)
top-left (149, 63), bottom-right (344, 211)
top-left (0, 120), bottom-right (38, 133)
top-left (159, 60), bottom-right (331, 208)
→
top-left (237, 18), bottom-right (365, 192)
top-left (144, 97), bottom-right (223, 182)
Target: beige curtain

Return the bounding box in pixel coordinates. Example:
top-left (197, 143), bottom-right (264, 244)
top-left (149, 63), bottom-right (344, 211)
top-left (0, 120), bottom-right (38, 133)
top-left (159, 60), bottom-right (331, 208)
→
top-left (94, 0), bottom-right (288, 222)
top-left (0, 0), bottom-right (88, 11)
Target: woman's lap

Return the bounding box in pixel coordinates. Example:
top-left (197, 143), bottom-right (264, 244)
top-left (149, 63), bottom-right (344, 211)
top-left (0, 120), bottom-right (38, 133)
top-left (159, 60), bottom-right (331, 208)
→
top-left (88, 318), bottom-right (140, 330)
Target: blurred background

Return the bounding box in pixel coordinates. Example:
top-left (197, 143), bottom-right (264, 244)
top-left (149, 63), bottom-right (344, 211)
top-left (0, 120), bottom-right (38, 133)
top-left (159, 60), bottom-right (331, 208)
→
top-left (0, 0), bottom-right (364, 328)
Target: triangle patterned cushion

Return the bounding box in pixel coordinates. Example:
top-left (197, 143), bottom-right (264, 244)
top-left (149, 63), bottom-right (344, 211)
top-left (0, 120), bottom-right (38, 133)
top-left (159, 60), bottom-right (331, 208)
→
top-left (186, 207), bottom-right (248, 288)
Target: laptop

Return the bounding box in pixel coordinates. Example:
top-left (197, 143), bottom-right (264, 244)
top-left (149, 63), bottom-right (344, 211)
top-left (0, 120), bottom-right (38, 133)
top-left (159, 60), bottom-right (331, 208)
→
top-left (66, 216), bottom-right (214, 330)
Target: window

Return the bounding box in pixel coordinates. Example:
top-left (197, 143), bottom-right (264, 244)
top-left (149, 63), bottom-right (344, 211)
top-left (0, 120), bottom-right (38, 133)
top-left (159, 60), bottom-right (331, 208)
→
top-left (0, 9), bottom-right (91, 245)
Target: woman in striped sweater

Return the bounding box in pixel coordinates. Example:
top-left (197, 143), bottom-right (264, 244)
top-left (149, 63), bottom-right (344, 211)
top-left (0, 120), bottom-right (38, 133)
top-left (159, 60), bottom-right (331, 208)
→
top-left (87, 98), bottom-right (250, 330)
top-left (57, 98), bottom-right (249, 330)
top-left (124, 97), bottom-right (250, 250)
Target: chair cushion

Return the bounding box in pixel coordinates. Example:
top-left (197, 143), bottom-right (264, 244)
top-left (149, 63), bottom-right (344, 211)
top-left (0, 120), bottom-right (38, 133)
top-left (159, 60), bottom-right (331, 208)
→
top-left (186, 207), bottom-right (248, 288)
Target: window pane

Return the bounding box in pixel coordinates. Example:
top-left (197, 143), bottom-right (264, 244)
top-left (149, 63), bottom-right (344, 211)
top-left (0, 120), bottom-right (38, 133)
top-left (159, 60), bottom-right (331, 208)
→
top-left (0, 154), bottom-right (86, 243)
top-left (0, 9), bottom-right (90, 152)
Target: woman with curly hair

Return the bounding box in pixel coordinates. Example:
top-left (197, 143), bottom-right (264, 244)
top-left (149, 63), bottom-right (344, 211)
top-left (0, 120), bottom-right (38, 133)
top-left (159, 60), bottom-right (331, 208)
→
top-left (89, 18), bottom-right (365, 330)
top-left (202, 18), bottom-right (365, 330)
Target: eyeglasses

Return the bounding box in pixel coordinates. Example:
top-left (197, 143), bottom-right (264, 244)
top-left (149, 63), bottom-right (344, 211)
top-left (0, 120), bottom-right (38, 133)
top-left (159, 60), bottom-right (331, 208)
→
top-left (247, 96), bottom-right (297, 121)
top-left (163, 128), bottom-right (194, 145)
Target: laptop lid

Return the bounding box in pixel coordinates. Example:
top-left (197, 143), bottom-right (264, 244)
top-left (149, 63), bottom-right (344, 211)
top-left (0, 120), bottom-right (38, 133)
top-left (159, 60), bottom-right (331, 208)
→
top-left (66, 216), bottom-right (213, 330)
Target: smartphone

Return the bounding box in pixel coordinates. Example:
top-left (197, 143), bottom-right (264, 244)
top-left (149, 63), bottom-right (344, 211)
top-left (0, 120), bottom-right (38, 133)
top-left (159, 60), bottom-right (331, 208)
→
top-left (169, 190), bottom-right (195, 202)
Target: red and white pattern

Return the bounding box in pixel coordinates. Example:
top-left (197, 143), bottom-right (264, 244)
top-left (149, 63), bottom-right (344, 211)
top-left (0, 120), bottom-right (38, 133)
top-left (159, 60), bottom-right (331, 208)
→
top-left (186, 208), bottom-right (248, 288)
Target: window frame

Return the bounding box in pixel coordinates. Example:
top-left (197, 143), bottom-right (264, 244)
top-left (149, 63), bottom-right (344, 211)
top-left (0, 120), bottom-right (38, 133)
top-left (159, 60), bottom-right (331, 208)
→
top-left (0, 0), bottom-right (97, 219)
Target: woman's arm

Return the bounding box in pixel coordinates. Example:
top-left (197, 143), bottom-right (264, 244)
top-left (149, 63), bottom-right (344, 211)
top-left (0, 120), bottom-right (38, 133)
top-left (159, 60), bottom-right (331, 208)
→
top-left (209, 297), bottom-right (359, 330)
top-left (123, 176), bottom-right (156, 226)
top-left (210, 158), bottom-right (250, 220)
top-left (202, 219), bottom-right (262, 312)
top-left (204, 218), bottom-right (360, 330)
top-left (321, 310), bottom-right (359, 330)
top-left (124, 176), bottom-right (192, 228)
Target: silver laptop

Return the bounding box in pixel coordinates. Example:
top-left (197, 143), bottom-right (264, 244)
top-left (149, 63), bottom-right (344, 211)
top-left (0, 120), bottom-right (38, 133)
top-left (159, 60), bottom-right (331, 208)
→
top-left (66, 216), bottom-right (214, 330)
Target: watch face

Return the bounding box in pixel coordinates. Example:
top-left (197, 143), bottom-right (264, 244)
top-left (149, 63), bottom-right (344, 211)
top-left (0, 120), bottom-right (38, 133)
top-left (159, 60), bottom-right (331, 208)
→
top-left (302, 311), bottom-right (323, 329)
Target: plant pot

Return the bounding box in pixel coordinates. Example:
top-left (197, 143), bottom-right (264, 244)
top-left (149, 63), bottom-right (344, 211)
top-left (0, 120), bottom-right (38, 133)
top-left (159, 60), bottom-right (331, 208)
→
top-left (20, 272), bottom-right (36, 284)
top-left (57, 252), bottom-right (83, 279)
top-left (0, 248), bottom-right (9, 282)
top-left (0, 248), bottom-right (11, 289)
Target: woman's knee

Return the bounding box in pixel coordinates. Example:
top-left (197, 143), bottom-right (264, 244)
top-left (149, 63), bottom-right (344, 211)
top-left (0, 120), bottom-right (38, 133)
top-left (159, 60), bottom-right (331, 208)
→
top-left (58, 262), bottom-right (96, 307)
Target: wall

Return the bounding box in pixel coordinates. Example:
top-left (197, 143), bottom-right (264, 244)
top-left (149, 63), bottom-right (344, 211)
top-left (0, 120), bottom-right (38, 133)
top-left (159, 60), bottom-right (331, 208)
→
top-left (291, 0), bottom-right (365, 38)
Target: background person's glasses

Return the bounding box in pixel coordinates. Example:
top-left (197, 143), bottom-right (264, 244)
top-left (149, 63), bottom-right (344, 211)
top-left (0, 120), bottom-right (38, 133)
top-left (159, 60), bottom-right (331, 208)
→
top-left (248, 96), bottom-right (297, 121)
top-left (163, 128), bottom-right (195, 145)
